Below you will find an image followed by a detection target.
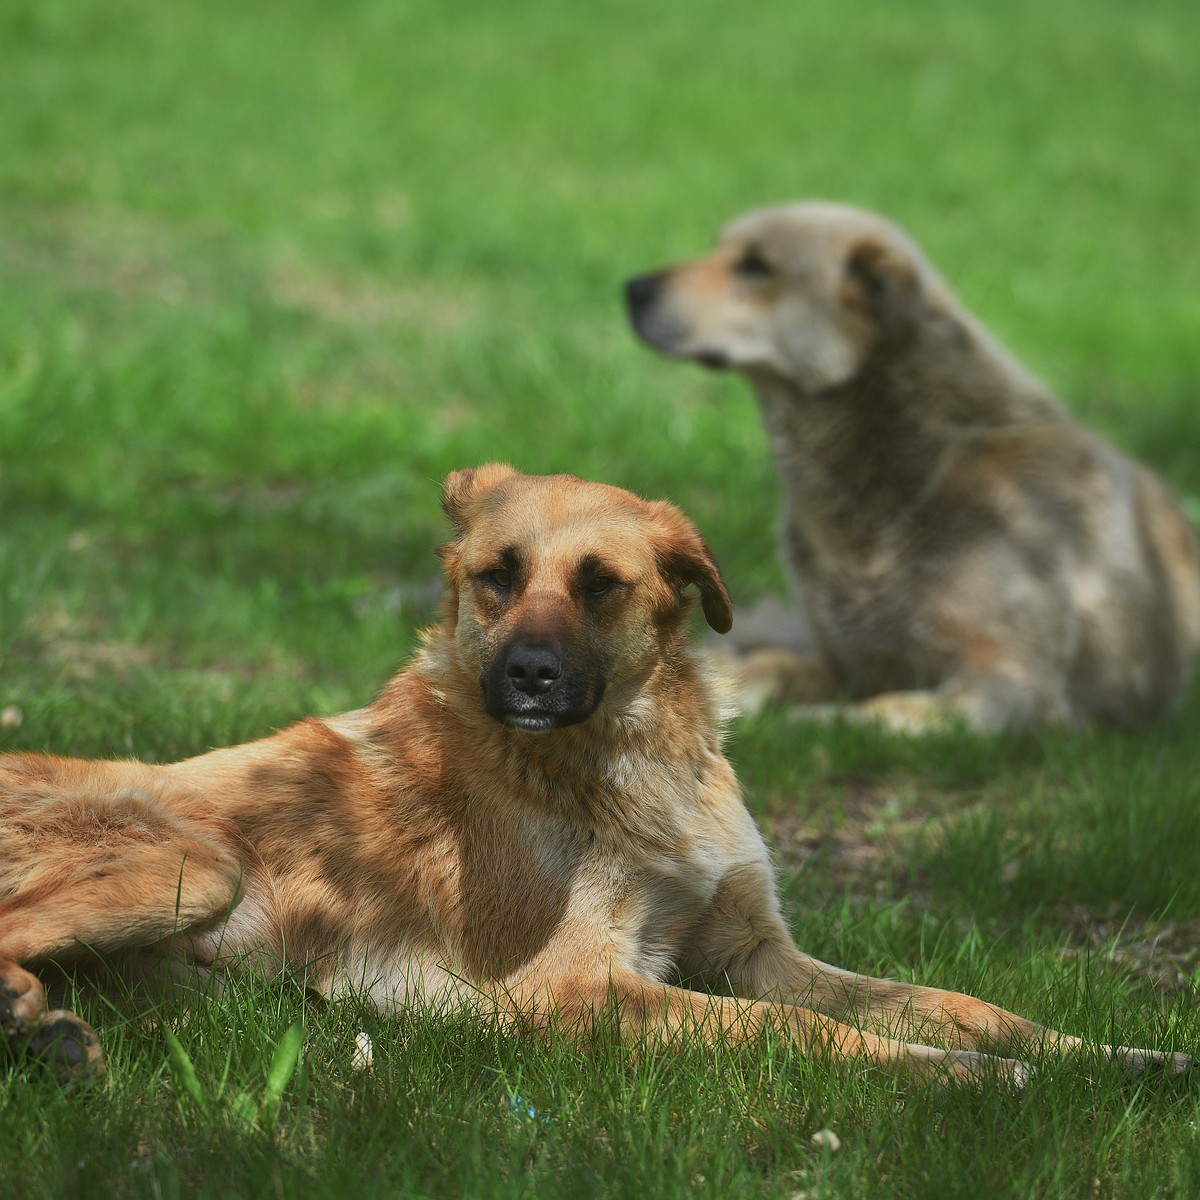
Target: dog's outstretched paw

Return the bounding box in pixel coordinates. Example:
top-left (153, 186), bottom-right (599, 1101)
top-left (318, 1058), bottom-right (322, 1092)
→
top-left (942, 1048), bottom-right (1033, 1090)
top-left (1119, 1047), bottom-right (1195, 1085)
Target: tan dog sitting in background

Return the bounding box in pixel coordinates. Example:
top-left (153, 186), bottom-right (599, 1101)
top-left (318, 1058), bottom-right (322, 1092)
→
top-left (0, 466), bottom-right (1189, 1083)
top-left (626, 203), bottom-right (1200, 731)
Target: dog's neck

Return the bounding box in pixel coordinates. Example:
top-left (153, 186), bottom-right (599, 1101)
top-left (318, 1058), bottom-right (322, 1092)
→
top-left (367, 621), bottom-right (727, 828)
top-left (743, 322), bottom-right (1066, 559)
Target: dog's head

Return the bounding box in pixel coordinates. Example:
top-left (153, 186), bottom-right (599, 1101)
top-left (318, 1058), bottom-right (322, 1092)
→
top-left (625, 202), bottom-right (945, 392)
top-left (438, 464), bottom-right (732, 732)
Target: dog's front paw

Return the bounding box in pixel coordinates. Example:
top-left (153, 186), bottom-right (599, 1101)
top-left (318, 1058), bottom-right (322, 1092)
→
top-left (942, 1048), bottom-right (1034, 1089)
top-left (1118, 1047), bottom-right (1194, 1082)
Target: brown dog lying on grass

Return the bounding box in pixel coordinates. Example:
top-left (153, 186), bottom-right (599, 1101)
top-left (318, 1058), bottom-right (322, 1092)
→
top-left (626, 203), bottom-right (1200, 731)
top-left (0, 465), bottom-right (1190, 1084)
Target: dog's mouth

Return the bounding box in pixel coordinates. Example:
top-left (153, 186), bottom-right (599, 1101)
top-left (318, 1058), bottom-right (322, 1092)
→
top-left (500, 712), bottom-right (570, 733)
top-left (631, 323), bottom-right (731, 371)
top-left (489, 692), bottom-right (602, 733)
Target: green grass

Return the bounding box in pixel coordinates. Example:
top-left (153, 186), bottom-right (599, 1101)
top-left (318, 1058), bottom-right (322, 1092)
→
top-left (2, 0), bottom-right (1200, 1195)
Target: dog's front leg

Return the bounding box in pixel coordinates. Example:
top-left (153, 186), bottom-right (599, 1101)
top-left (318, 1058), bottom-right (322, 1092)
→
top-left (675, 861), bottom-right (1035, 1050)
top-left (506, 966), bottom-right (1028, 1086)
top-left (680, 862), bottom-right (1192, 1078)
top-left (477, 908), bottom-right (1025, 1085)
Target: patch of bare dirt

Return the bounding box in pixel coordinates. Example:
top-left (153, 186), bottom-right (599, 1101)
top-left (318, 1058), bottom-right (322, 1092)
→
top-left (1055, 905), bottom-right (1200, 994)
top-left (761, 786), bottom-right (1200, 995)
top-left (0, 203), bottom-right (478, 335)
top-left (21, 608), bottom-right (155, 682)
top-left (268, 258), bottom-right (477, 332)
top-left (763, 781), bottom-right (939, 900)
top-left (15, 605), bottom-right (306, 687)
top-left (0, 205), bottom-right (201, 305)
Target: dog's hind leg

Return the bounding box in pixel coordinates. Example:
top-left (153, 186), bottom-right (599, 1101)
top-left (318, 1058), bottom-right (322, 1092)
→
top-left (0, 959), bottom-right (103, 1081)
top-left (726, 648), bottom-right (843, 715)
top-left (0, 771), bottom-right (243, 1078)
top-left (788, 671), bottom-right (1073, 733)
top-left (789, 688), bottom-right (978, 733)
top-left (0, 792), bottom-right (242, 964)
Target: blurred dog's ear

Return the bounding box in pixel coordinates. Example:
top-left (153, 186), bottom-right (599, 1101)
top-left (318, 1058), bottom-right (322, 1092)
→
top-left (840, 237), bottom-right (921, 336)
top-left (651, 503), bottom-right (733, 634)
top-left (440, 463), bottom-right (520, 535)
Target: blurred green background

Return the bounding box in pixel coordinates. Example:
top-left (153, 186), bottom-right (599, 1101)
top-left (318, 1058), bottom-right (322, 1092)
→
top-left (3, 0), bottom-right (1197, 751)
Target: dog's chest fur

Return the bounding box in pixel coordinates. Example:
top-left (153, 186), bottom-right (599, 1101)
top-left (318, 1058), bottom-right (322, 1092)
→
top-left (182, 654), bottom-right (742, 1008)
top-left (749, 366), bottom-right (1067, 686)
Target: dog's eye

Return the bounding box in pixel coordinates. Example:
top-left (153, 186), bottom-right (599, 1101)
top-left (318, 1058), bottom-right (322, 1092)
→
top-left (587, 576), bottom-right (613, 595)
top-left (488, 568), bottom-right (513, 589)
top-left (734, 249), bottom-right (774, 278)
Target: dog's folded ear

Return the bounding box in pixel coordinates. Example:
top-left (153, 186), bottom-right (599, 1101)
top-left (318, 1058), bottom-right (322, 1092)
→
top-left (650, 504), bottom-right (734, 634)
top-left (840, 237), bottom-right (922, 336)
top-left (441, 463), bottom-right (521, 535)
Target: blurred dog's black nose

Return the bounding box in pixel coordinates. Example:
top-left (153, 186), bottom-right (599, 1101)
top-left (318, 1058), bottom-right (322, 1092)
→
top-left (624, 272), bottom-right (663, 315)
top-left (505, 646), bottom-right (563, 695)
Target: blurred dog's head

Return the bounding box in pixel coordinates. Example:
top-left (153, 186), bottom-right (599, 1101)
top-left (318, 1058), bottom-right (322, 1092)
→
top-left (625, 201), bottom-right (947, 392)
top-left (438, 464), bottom-right (732, 732)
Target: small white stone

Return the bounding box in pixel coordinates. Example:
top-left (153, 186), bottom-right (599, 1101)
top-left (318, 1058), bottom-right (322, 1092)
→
top-left (810, 1127), bottom-right (841, 1152)
top-left (352, 1031), bottom-right (374, 1072)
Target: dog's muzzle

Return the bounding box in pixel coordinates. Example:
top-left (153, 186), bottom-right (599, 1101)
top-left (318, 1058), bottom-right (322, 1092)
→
top-left (624, 272), bottom-right (664, 320)
top-left (482, 639), bottom-right (604, 732)
top-left (624, 272), bottom-right (728, 369)
top-left (624, 274), bottom-right (676, 351)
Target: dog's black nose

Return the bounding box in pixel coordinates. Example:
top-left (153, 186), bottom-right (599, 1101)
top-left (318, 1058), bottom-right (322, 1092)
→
top-left (505, 646), bottom-right (563, 695)
top-left (624, 272), bottom-right (663, 315)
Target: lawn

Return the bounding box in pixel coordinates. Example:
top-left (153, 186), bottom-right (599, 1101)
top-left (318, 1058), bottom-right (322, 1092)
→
top-left (2, 0), bottom-right (1200, 1195)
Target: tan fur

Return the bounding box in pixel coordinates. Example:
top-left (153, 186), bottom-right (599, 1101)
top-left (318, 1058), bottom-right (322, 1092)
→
top-left (626, 202), bottom-right (1200, 731)
top-left (0, 468), bottom-right (1188, 1082)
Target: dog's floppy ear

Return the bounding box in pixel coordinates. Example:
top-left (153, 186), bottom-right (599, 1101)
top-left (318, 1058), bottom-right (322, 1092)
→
top-left (441, 463), bottom-right (520, 535)
top-left (650, 502), bottom-right (734, 634)
top-left (839, 236), bottom-right (921, 334)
